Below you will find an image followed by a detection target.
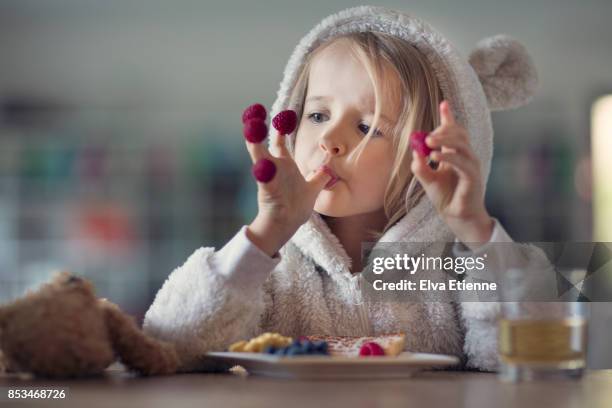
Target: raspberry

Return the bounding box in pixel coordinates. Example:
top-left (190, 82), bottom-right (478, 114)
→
top-left (359, 342), bottom-right (385, 357)
top-left (272, 110), bottom-right (298, 135)
top-left (252, 158), bottom-right (276, 183)
top-left (243, 119), bottom-right (268, 143)
top-left (242, 103), bottom-right (267, 124)
top-left (410, 131), bottom-right (432, 157)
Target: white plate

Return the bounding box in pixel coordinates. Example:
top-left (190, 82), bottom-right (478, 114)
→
top-left (205, 352), bottom-right (460, 379)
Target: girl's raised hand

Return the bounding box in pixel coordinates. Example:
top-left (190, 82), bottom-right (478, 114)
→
top-left (243, 109), bottom-right (332, 257)
top-left (410, 101), bottom-right (494, 247)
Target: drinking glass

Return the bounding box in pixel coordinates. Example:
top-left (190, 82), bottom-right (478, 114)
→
top-left (498, 268), bottom-right (588, 382)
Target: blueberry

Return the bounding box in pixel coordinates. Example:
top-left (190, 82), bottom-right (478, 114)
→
top-left (286, 346), bottom-right (301, 356)
top-left (305, 341), bottom-right (316, 353)
top-left (263, 345), bottom-right (276, 354)
top-left (315, 341), bottom-right (328, 354)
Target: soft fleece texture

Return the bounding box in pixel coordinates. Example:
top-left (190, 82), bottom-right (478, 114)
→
top-left (143, 6), bottom-right (542, 372)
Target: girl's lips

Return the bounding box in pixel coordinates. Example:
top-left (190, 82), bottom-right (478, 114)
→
top-left (321, 165), bottom-right (340, 189)
top-left (324, 177), bottom-right (339, 189)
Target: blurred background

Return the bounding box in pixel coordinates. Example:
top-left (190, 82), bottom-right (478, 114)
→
top-left (0, 0), bottom-right (611, 364)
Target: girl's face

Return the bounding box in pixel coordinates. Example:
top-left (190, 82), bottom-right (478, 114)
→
top-left (294, 39), bottom-right (403, 217)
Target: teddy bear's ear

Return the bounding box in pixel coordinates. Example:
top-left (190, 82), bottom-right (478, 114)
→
top-left (468, 35), bottom-right (538, 111)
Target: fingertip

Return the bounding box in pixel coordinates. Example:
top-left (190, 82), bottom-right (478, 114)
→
top-left (441, 100), bottom-right (455, 121)
top-left (311, 168), bottom-right (332, 189)
top-left (411, 149), bottom-right (419, 164)
top-left (320, 165), bottom-right (333, 180)
top-left (440, 101), bottom-right (448, 118)
top-left (411, 150), bottom-right (423, 173)
top-left (410, 154), bottom-right (419, 173)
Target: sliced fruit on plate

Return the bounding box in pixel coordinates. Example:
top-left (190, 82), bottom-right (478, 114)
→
top-left (305, 333), bottom-right (406, 357)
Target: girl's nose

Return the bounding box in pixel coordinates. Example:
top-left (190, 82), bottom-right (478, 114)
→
top-left (319, 136), bottom-right (346, 156)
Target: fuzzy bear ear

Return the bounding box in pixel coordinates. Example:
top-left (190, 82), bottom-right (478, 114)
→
top-left (468, 35), bottom-right (538, 111)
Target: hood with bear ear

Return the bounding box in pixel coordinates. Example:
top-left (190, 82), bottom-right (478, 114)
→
top-left (267, 5), bottom-right (537, 277)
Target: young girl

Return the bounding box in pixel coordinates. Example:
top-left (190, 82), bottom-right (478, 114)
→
top-left (143, 6), bottom-right (540, 372)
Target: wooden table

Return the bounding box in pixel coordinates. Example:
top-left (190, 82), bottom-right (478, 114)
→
top-left (2, 365), bottom-right (611, 408)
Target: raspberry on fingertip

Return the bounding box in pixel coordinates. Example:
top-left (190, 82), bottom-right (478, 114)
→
top-left (242, 103), bottom-right (267, 124)
top-left (243, 119), bottom-right (268, 143)
top-left (272, 110), bottom-right (298, 135)
top-left (252, 158), bottom-right (276, 183)
top-left (409, 131), bottom-right (432, 157)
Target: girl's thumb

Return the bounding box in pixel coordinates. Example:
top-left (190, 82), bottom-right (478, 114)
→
top-left (307, 166), bottom-right (333, 191)
top-left (410, 150), bottom-right (436, 185)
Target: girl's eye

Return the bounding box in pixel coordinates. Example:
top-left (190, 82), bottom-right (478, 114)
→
top-left (308, 113), bottom-right (383, 137)
top-left (358, 123), bottom-right (383, 137)
top-left (308, 112), bottom-right (328, 123)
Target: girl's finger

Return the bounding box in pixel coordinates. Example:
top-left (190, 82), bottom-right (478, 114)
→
top-left (439, 100), bottom-right (456, 127)
top-left (245, 138), bottom-right (273, 164)
top-left (410, 150), bottom-right (436, 185)
top-left (430, 151), bottom-right (477, 180)
top-left (306, 166), bottom-right (333, 192)
top-left (426, 132), bottom-right (474, 159)
top-left (272, 132), bottom-right (291, 158)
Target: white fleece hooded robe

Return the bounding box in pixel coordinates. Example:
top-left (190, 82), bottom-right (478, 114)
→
top-left (143, 5), bottom-right (543, 373)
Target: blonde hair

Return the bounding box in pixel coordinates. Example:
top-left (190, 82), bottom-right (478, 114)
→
top-left (288, 32), bottom-right (443, 241)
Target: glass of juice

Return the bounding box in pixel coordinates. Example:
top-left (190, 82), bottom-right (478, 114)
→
top-left (498, 269), bottom-right (588, 382)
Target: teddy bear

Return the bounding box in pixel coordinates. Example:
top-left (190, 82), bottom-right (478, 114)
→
top-left (0, 271), bottom-right (178, 378)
